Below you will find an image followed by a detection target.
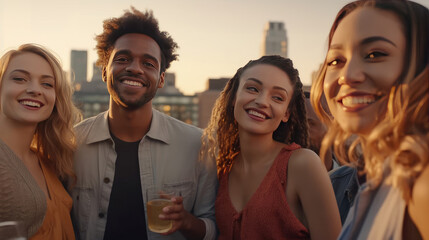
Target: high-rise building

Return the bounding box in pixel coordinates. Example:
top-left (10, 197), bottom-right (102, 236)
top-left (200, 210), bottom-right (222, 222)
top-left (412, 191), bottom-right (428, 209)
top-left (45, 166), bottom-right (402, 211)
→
top-left (261, 21), bottom-right (288, 57)
top-left (197, 78), bottom-right (229, 128)
top-left (70, 50), bottom-right (88, 84)
top-left (153, 73), bottom-right (199, 126)
top-left (73, 62), bottom-right (109, 119)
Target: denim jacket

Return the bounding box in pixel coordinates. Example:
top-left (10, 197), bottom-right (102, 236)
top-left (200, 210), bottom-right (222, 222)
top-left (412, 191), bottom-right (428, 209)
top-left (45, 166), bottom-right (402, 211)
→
top-left (329, 165), bottom-right (360, 224)
top-left (70, 110), bottom-right (217, 240)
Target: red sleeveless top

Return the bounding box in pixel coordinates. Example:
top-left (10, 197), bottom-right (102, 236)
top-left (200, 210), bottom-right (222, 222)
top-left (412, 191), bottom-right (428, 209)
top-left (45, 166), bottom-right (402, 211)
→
top-left (215, 143), bottom-right (310, 240)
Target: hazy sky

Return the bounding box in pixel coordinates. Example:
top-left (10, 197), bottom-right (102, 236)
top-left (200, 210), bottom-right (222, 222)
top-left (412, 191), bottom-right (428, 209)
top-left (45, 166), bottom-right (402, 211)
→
top-left (1, 0), bottom-right (428, 95)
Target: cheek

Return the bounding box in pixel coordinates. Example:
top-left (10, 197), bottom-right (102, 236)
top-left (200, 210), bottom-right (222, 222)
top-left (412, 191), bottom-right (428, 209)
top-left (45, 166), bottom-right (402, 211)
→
top-left (323, 79), bottom-right (338, 117)
top-left (48, 90), bottom-right (56, 106)
top-left (323, 72), bottom-right (339, 99)
top-left (233, 99), bottom-right (239, 120)
top-left (371, 65), bottom-right (401, 92)
top-left (280, 104), bottom-right (290, 120)
top-left (109, 65), bottom-right (122, 78)
top-left (1, 86), bottom-right (15, 103)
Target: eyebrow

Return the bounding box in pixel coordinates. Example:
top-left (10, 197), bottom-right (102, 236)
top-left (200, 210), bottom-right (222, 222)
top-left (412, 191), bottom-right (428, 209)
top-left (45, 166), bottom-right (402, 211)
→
top-left (361, 36), bottom-right (397, 47)
top-left (10, 69), bottom-right (54, 79)
top-left (246, 77), bottom-right (289, 94)
top-left (113, 50), bottom-right (160, 66)
top-left (330, 36), bottom-right (397, 50)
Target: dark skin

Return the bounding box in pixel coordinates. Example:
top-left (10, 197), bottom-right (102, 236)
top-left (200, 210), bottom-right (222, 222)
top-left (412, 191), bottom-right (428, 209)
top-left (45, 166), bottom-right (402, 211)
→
top-left (102, 33), bottom-right (206, 239)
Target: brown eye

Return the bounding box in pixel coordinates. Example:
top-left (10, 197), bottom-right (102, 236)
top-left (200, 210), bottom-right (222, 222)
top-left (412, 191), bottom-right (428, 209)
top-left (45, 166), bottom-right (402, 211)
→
top-left (272, 96), bottom-right (284, 101)
top-left (246, 86), bottom-right (258, 92)
top-left (366, 51), bottom-right (387, 60)
top-left (12, 77), bottom-right (26, 81)
top-left (328, 60), bottom-right (338, 66)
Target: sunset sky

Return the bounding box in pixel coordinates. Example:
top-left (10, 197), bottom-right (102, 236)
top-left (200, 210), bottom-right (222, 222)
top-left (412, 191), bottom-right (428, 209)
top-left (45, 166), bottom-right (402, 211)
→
top-left (1, 0), bottom-right (428, 94)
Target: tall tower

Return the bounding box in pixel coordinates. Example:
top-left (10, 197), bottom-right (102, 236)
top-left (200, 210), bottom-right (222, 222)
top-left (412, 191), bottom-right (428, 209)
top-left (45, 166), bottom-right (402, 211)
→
top-left (70, 50), bottom-right (88, 84)
top-left (261, 21), bottom-right (288, 57)
top-left (91, 62), bottom-right (103, 82)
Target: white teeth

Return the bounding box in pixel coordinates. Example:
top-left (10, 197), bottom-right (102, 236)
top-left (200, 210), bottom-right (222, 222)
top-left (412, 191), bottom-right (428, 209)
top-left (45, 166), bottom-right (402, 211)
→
top-left (20, 100), bottom-right (41, 108)
top-left (248, 110), bottom-right (266, 119)
top-left (123, 80), bottom-right (143, 87)
top-left (342, 96), bottom-right (375, 107)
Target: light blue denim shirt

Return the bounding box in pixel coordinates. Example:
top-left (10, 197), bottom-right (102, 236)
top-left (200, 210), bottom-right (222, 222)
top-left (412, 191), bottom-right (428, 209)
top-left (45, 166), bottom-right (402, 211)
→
top-left (329, 165), bottom-right (360, 224)
top-left (338, 180), bottom-right (406, 240)
top-left (70, 110), bottom-right (217, 240)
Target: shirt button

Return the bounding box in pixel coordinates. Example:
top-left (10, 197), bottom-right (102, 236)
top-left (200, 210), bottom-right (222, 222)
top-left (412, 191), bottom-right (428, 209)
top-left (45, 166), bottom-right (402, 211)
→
top-left (98, 213), bottom-right (105, 218)
top-left (104, 177), bottom-right (110, 183)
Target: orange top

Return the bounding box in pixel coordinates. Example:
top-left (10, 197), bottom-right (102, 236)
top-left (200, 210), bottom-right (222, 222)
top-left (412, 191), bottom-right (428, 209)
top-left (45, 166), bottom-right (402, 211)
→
top-left (30, 160), bottom-right (75, 240)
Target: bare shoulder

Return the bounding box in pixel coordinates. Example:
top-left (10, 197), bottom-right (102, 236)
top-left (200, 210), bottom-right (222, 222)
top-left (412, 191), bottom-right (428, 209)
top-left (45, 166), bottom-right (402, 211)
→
top-left (288, 148), bottom-right (324, 173)
top-left (287, 147), bottom-right (342, 239)
top-left (287, 148), bottom-right (328, 188)
top-left (409, 165), bottom-right (429, 239)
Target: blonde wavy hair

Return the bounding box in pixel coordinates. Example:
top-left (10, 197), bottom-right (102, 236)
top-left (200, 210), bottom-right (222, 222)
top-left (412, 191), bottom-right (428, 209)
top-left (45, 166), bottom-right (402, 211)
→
top-left (311, 0), bottom-right (429, 202)
top-left (201, 56), bottom-right (309, 176)
top-left (0, 44), bottom-right (82, 181)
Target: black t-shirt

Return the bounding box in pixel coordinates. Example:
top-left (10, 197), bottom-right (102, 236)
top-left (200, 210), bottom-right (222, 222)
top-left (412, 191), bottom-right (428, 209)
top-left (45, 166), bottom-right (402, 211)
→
top-left (103, 134), bottom-right (148, 240)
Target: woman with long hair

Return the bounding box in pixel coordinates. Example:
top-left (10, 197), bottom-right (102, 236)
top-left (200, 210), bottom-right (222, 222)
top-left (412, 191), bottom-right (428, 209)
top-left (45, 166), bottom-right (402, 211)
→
top-left (0, 44), bottom-right (81, 239)
top-left (203, 55), bottom-right (341, 239)
top-left (311, 0), bottom-right (429, 238)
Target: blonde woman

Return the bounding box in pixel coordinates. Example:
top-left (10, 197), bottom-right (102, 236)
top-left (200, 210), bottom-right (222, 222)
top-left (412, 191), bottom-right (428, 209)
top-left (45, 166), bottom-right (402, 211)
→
top-left (311, 0), bottom-right (429, 239)
top-left (0, 44), bottom-right (81, 239)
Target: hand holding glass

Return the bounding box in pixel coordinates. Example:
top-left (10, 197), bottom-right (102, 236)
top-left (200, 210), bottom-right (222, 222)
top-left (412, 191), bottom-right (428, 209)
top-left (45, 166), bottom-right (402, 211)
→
top-left (146, 188), bottom-right (177, 233)
top-left (0, 221), bottom-right (26, 240)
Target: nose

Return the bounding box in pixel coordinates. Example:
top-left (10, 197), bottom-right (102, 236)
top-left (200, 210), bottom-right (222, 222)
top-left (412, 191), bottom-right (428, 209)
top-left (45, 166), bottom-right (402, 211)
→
top-left (338, 56), bottom-right (365, 85)
top-left (26, 81), bottom-right (42, 96)
top-left (125, 59), bottom-right (144, 75)
top-left (254, 92), bottom-right (269, 107)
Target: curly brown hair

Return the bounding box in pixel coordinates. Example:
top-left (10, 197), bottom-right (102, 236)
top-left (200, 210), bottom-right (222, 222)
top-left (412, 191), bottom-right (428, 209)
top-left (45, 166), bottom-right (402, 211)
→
top-left (95, 7), bottom-right (178, 73)
top-left (202, 55), bottom-right (309, 175)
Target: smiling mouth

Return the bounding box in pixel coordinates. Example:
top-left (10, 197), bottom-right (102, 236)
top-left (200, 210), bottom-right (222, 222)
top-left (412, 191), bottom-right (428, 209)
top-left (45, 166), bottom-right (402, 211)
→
top-left (19, 100), bottom-right (42, 108)
top-left (122, 80), bottom-right (145, 87)
top-left (339, 93), bottom-right (384, 110)
top-left (341, 95), bottom-right (375, 107)
top-left (247, 109), bottom-right (269, 119)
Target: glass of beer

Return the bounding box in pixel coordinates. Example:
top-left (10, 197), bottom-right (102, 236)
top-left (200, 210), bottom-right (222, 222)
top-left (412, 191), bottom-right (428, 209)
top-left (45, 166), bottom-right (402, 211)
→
top-left (146, 187), bottom-right (176, 233)
top-left (0, 221), bottom-right (26, 240)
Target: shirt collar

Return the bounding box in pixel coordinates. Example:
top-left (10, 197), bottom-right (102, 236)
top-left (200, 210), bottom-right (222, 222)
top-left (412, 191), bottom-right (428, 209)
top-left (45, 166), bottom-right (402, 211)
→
top-left (86, 111), bottom-right (111, 144)
top-left (146, 109), bottom-right (169, 144)
top-left (85, 109), bottom-right (170, 145)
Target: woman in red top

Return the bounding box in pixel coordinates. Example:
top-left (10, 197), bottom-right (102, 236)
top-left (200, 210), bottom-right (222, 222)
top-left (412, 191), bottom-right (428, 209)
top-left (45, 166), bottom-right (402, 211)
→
top-left (202, 55), bottom-right (341, 239)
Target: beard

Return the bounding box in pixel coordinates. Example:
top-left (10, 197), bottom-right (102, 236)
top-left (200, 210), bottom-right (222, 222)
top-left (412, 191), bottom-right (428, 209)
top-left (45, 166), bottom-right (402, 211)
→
top-left (109, 72), bottom-right (160, 110)
top-left (116, 86), bottom-right (157, 110)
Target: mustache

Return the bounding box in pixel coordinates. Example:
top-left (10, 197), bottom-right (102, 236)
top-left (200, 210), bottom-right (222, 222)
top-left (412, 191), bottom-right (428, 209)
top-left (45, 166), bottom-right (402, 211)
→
top-left (117, 72), bottom-right (145, 80)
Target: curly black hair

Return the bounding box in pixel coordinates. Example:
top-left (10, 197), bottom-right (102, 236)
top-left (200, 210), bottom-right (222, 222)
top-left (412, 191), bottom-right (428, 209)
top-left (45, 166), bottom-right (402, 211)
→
top-left (95, 7), bottom-right (178, 73)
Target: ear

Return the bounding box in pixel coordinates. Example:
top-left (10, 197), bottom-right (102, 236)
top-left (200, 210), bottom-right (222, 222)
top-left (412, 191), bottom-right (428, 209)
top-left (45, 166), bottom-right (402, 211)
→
top-left (102, 67), bottom-right (107, 83)
top-left (158, 72), bottom-right (165, 88)
top-left (282, 110), bottom-right (290, 123)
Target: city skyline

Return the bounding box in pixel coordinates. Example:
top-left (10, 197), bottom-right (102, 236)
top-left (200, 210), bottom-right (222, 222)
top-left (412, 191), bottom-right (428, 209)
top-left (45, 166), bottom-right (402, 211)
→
top-left (1, 0), bottom-right (428, 95)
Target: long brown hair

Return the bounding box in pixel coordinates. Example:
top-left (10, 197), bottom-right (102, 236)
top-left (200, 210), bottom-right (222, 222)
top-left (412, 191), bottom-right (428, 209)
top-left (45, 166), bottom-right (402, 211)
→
top-left (311, 0), bottom-right (429, 201)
